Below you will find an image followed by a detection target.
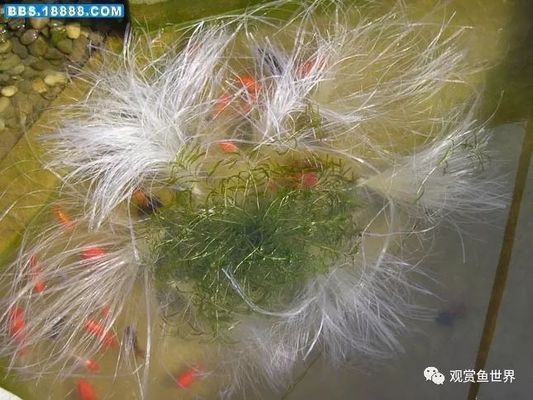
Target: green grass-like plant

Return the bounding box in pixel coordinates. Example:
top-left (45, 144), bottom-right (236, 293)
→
top-left (151, 158), bottom-right (361, 333)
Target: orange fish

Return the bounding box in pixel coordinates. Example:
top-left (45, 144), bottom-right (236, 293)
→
top-left (84, 358), bottom-right (100, 373)
top-left (8, 306), bottom-right (26, 347)
top-left (81, 247), bottom-right (105, 260)
top-left (237, 74), bottom-right (261, 99)
top-left (296, 57), bottom-right (324, 78)
top-left (297, 172), bottom-right (318, 189)
top-left (77, 379), bottom-right (98, 400)
top-left (132, 189), bottom-right (162, 214)
top-left (218, 141), bottom-right (238, 153)
top-left (100, 305), bottom-right (111, 318)
top-left (212, 93), bottom-right (233, 118)
top-left (176, 366), bottom-right (201, 389)
top-left (85, 320), bottom-right (117, 349)
top-left (29, 255), bottom-right (46, 294)
top-left (53, 206), bottom-right (74, 231)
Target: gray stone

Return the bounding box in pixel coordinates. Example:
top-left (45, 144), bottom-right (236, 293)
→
top-left (8, 64), bottom-right (24, 76)
top-left (44, 48), bottom-right (64, 60)
top-left (10, 38), bottom-right (28, 59)
top-left (7, 19), bottom-right (25, 31)
top-left (0, 40), bottom-right (12, 54)
top-left (0, 97), bottom-right (10, 113)
top-left (66, 23), bottom-right (81, 40)
top-left (30, 18), bottom-right (50, 30)
top-left (20, 29), bottom-right (40, 45)
top-left (29, 36), bottom-right (48, 57)
top-left (56, 39), bottom-right (73, 54)
top-left (0, 53), bottom-right (21, 72)
top-left (1, 85), bottom-right (18, 97)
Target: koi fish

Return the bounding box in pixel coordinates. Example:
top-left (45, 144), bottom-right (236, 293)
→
top-left (53, 206), bottom-right (74, 231)
top-left (81, 247), bottom-right (105, 260)
top-left (29, 255), bottom-right (46, 294)
top-left (218, 141), bottom-right (239, 153)
top-left (133, 189), bottom-right (162, 214)
top-left (85, 320), bottom-right (117, 349)
top-left (77, 379), bottom-right (98, 400)
top-left (124, 326), bottom-right (145, 359)
top-left (176, 365), bottom-right (201, 389)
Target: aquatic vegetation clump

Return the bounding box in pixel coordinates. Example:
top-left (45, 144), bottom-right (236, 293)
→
top-left (153, 159), bottom-right (361, 330)
top-left (0, 1), bottom-right (507, 399)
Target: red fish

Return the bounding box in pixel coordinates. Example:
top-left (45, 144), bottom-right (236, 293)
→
top-left (85, 320), bottom-right (117, 349)
top-left (8, 307), bottom-right (25, 342)
top-left (218, 141), bottom-right (238, 153)
top-left (81, 247), bottom-right (105, 260)
top-left (53, 206), bottom-right (74, 231)
top-left (132, 189), bottom-right (162, 214)
top-left (212, 93), bottom-right (232, 118)
top-left (77, 379), bottom-right (98, 400)
top-left (298, 172), bottom-right (318, 189)
top-left (176, 366), bottom-right (201, 389)
top-left (237, 74), bottom-right (261, 99)
top-left (29, 255), bottom-right (46, 294)
top-left (84, 358), bottom-right (100, 373)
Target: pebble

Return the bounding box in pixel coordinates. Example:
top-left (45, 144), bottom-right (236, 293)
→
top-left (44, 48), bottom-right (64, 60)
top-left (11, 37), bottom-right (29, 58)
top-left (31, 78), bottom-right (47, 93)
top-left (50, 27), bottom-right (67, 46)
top-left (66, 23), bottom-right (81, 40)
top-left (8, 64), bottom-right (24, 76)
top-left (0, 118), bottom-right (5, 130)
top-left (29, 36), bottom-right (48, 57)
top-left (44, 71), bottom-right (67, 86)
top-left (0, 53), bottom-right (21, 72)
top-left (0, 73), bottom-right (10, 84)
top-left (48, 20), bottom-right (64, 28)
top-left (56, 39), bottom-right (73, 54)
top-left (20, 29), bottom-right (39, 45)
top-left (7, 19), bottom-right (25, 31)
top-left (30, 18), bottom-right (50, 30)
top-left (1, 85), bottom-right (18, 97)
top-left (30, 59), bottom-right (52, 71)
top-left (0, 96), bottom-right (10, 113)
top-left (0, 40), bottom-right (12, 54)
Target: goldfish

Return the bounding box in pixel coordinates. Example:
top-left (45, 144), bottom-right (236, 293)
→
top-left (176, 366), bottom-right (201, 389)
top-left (218, 141), bottom-right (239, 153)
top-left (29, 255), bottom-right (46, 294)
top-left (237, 74), bottom-right (261, 99)
top-left (212, 93), bottom-right (233, 118)
top-left (84, 358), bottom-right (100, 373)
top-left (8, 307), bottom-right (26, 344)
top-left (81, 247), bottom-right (105, 260)
top-left (85, 320), bottom-right (117, 349)
top-left (298, 172), bottom-right (318, 189)
top-left (132, 189), bottom-right (162, 214)
top-left (53, 206), bottom-right (74, 231)
top-left (77, 379), bottom-right (98, 400)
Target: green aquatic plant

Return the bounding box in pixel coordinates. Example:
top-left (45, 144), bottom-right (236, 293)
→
top-left (151, 159), bottom-right (361, 331)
